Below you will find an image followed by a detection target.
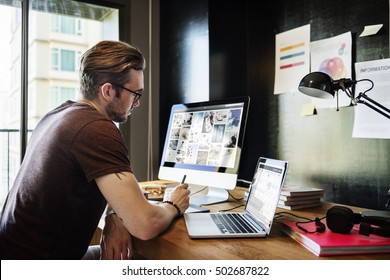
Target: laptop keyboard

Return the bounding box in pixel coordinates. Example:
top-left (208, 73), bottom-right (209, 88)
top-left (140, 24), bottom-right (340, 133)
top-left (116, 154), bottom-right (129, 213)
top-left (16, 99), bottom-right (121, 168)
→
top-left (211, 213), bottom-right (259, 234)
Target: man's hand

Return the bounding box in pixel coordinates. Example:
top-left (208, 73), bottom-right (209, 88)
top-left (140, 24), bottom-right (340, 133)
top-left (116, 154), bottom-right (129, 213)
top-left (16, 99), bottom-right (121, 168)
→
top-left (100, 213), bottom-right (133, 260)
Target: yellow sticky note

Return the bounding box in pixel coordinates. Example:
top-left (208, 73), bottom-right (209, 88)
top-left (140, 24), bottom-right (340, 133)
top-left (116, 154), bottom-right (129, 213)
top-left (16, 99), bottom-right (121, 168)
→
top-left (360, 24), bottom-right (383, 37)
top-left (300, 104), bottom-right (316, 116)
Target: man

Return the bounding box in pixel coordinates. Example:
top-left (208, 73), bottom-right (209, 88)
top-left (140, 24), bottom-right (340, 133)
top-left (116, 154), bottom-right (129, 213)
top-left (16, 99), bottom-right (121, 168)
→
top-left (0, 40), bottom-right (190, 259)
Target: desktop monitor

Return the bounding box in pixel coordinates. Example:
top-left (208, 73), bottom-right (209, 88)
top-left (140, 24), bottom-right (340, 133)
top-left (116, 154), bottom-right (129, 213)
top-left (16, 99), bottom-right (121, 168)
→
top-left (158, 96), bottom-right (250, 205)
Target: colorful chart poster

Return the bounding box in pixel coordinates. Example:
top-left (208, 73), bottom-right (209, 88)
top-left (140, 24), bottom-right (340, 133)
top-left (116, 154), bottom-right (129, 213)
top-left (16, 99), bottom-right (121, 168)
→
top-left (274, 24), bottom-right (310, 95)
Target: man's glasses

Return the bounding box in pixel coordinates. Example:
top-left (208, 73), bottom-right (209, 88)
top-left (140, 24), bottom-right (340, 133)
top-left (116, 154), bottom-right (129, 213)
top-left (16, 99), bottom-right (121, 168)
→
top-left (111, 83), bottom-right (143, 102)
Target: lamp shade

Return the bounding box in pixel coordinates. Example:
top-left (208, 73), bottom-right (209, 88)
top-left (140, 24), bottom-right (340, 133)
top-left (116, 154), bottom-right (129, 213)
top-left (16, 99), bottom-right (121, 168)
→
top-left (298, 71), bottom-right (335, 99)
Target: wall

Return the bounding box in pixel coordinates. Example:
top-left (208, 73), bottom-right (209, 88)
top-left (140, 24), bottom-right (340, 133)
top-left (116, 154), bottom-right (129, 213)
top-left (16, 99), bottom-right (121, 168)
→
top-left (116, 0), bottom-right (161, 182)
top-left (159, 0), bottom-right (390, 210)
top-left (266, 0), bottom-right (390, 210)
top-left (159, 0), bottom-right (209, 152)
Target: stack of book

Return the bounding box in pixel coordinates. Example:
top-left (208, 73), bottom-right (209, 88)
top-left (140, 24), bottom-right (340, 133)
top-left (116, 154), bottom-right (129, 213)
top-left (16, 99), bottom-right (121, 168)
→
top-left (282, 221), bottom-right (390, 256)
top-left (277, 185), bottom-right (325, 210)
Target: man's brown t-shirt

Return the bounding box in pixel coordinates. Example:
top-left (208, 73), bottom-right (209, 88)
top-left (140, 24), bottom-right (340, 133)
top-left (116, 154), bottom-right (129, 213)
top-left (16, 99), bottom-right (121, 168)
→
top-left (0, 101), bottom-right (132, 259)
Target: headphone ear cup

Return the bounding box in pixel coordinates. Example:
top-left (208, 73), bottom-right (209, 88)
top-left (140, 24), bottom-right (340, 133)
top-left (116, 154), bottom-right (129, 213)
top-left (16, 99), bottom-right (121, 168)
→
top-left (326, 206), bottom-right (355, 234)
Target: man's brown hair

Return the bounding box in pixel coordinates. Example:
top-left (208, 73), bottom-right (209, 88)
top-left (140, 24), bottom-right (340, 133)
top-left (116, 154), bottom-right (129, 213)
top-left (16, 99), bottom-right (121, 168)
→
top-left (79, 40), bottom-right (145, 100)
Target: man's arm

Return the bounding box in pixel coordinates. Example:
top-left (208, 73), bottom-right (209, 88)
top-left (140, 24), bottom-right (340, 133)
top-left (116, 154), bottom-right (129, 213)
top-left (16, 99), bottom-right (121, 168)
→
top-left (100, 205), bottom-right (133, 260)
top-left (96, 171), bottom-right (190, 240)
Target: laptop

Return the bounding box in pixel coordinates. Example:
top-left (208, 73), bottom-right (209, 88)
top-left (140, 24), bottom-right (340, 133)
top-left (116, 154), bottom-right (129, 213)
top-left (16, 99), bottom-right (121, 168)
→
top-left (183, 157), bottom-right (288, 238)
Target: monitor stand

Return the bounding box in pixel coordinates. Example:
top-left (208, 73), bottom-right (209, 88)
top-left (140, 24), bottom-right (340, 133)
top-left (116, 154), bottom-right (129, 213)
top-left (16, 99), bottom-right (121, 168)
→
top-left (189, 187), bottom-right (229, 206)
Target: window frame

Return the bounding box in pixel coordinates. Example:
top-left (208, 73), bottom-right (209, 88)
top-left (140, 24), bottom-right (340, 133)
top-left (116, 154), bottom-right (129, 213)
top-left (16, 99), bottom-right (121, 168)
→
top-left (16, 0), bottom-right (131, 161)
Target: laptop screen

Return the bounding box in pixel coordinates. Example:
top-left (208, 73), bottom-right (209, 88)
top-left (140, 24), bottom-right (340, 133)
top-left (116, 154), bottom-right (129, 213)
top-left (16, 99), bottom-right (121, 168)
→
top-left (245, 157), bottom-right (288, 233)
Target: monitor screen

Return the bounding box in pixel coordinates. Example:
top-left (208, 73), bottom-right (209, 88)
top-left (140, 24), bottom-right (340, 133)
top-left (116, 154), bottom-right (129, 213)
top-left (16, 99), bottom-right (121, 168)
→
top-left (158, 96), bottom-right (250, 205)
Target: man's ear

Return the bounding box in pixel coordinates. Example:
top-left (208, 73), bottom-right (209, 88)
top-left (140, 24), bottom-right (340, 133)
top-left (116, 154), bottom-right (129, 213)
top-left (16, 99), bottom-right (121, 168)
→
top-left (100, 83), bottom-right (115, 101)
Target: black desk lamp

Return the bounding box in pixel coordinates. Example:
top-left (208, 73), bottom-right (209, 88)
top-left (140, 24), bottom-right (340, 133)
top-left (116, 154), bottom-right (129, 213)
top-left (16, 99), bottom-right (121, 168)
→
top-left (298, 71), bottom-right (390, 119)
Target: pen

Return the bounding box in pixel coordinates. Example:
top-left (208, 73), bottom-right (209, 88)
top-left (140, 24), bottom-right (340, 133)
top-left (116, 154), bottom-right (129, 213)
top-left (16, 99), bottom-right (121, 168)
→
top-left (181, 175), bottom-right (187, 184)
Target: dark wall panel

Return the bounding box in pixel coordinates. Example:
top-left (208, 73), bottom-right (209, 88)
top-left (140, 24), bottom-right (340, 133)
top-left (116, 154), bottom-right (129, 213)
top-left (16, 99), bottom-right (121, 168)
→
top-left (159, 0), bottom-right (390, 210)
top-left (208, 1), bottom-right (247, 101)
top-left (159, 0), bottom-right (209, 158)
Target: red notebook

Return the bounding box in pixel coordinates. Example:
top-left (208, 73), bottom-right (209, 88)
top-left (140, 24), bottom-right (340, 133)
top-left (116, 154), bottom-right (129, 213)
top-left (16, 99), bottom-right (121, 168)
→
top-left (282, 220), bottom-right (390, 256)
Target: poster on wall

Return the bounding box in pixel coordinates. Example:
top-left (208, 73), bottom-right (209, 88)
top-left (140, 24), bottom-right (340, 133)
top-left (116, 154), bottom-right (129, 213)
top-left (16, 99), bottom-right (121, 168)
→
top-left (274, 24), bottom-right (310, 95)
top-left (310, 31), bottom-right (352, 108)
top-left (352, 59), bottom-right (390, 139)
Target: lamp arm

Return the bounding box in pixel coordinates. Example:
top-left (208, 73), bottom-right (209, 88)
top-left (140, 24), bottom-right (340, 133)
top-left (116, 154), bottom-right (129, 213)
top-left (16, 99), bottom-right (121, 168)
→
top-left (352, 92), bottom-right (390, 119)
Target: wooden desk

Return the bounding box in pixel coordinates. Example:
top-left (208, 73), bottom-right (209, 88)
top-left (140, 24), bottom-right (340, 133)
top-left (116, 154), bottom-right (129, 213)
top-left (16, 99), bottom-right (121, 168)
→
top-left (95, 183), bottom-right (390, 260)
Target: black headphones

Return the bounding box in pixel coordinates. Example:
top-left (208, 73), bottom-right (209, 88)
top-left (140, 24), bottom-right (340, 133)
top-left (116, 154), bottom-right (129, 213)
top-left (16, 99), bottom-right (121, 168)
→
top-left (326, 206), bottom-right (390, 238)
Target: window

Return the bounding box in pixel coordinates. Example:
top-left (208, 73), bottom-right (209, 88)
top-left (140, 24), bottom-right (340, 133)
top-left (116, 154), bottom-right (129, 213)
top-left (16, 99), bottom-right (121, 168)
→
top-left (52, 15), bottom-right (82, 35)
top-left (51, 48), bottom-right (80, 72)
top-left (0, 0), bottom-right (120, 209)
top-left (0, 3), bottom-right (20, 207)
top-left (51, 86), bottom-right (77, 108)
top-left (51, 48), bottom-right (59, 70)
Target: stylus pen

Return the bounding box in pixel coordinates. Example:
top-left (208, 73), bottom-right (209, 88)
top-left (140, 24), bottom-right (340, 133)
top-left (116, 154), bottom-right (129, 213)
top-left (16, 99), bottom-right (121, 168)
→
top-left (181, 175), bottom-right (187, 184)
